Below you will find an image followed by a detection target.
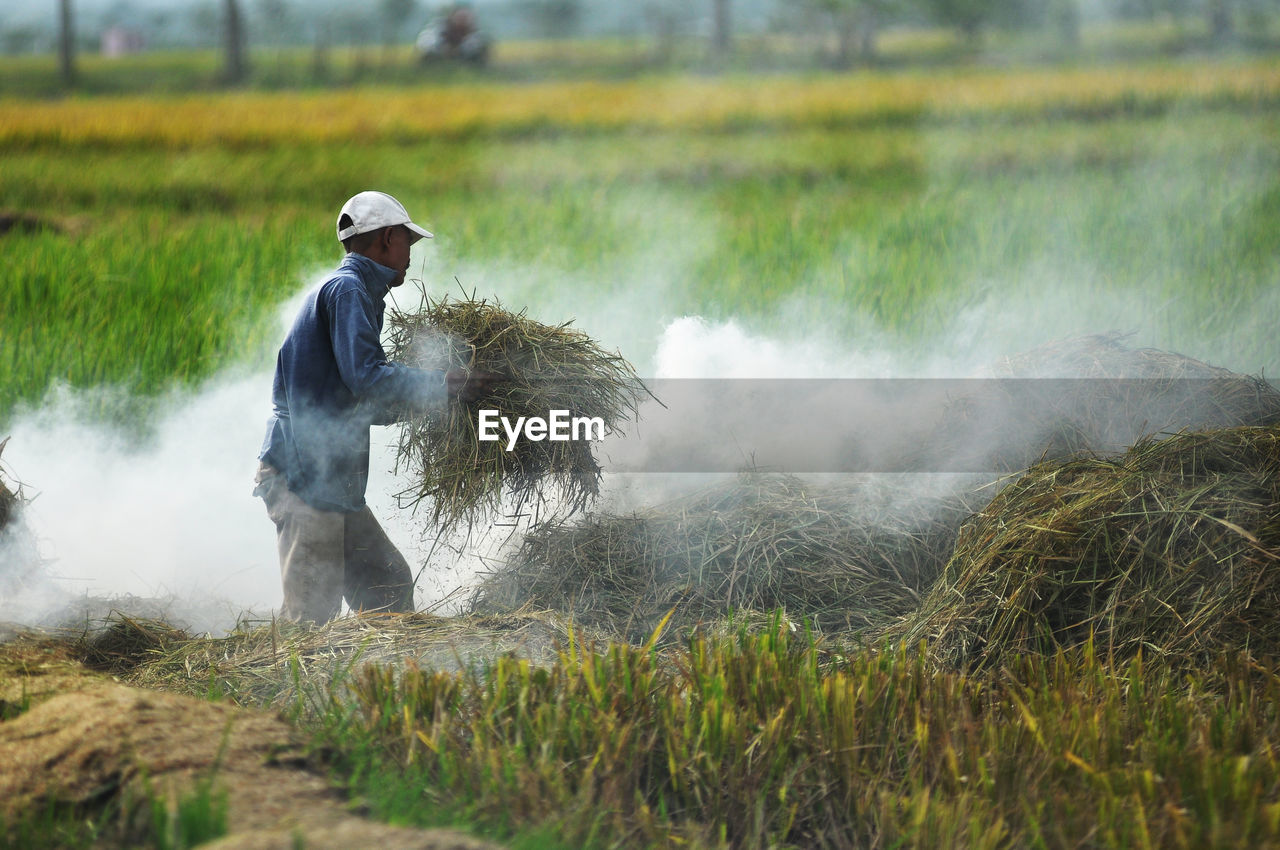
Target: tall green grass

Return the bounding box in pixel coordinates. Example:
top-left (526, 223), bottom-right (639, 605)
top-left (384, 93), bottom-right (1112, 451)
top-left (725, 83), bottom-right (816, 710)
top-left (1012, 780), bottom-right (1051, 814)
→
top-left (0, 777), bottom-right (228, 850)
top-left (314, 622), bottom-right (1280, 849)
top-left (1, 212), bottom-right (324, 423)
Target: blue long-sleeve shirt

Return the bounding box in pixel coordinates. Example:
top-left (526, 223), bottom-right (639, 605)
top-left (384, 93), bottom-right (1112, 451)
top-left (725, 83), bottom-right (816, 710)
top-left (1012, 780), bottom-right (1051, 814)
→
top-left (258, 253), bottom-right (446, 512)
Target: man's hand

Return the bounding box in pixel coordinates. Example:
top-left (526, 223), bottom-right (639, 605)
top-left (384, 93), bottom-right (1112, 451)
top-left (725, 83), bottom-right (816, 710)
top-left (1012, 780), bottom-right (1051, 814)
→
top-left (445, 368), bottom-right (500, 404)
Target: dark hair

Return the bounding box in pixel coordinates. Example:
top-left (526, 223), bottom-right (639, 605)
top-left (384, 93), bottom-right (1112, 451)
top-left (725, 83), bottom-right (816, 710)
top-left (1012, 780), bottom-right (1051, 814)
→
top-left (339, 214), bottom-right (382, 254)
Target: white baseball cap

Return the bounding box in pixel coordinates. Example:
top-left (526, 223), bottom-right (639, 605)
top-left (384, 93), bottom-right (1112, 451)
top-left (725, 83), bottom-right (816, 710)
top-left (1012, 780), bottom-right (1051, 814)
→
top-left (336, 191), bottom-right (433, 244)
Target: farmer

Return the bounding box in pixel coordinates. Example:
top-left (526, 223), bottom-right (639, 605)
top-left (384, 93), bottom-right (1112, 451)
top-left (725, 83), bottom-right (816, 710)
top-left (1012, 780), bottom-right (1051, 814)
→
top-left (254, 191), bottom-right (489, 624)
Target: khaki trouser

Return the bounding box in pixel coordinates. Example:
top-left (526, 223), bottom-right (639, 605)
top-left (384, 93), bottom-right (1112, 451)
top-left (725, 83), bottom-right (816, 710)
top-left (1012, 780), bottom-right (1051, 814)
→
top-left (254, 462), bottom-right (414, 624)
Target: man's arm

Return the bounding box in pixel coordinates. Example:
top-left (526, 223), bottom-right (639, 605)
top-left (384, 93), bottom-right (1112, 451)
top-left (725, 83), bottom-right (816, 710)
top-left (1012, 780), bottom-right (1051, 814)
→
top-left (328, 287), bottom-right (447, 419)
top-left (327, 287), bottom-right (499, 423)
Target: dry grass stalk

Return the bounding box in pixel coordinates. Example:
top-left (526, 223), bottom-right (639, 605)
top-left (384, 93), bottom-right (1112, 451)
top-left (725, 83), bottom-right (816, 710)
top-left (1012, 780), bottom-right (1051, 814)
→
top-left (888, 425), bottom-right (1280, 668)
top-left (386, 294), bottom-right (649, 532)
top-left (471, 474), bottom-right (983, 642)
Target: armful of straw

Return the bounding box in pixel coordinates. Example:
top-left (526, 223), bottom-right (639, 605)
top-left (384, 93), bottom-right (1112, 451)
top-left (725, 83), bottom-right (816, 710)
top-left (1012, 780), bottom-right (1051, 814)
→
top-left (385, 293), bottom-right (651, 532)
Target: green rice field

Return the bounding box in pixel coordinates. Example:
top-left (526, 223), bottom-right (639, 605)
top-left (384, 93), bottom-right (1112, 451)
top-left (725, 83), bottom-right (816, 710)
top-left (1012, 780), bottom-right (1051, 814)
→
top-left (3, 53), bottom-right (1279, 423)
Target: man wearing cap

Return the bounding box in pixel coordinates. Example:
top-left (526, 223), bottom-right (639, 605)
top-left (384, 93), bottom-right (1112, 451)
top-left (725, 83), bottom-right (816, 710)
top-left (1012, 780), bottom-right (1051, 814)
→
top-left (254, 191), bottom-right (485, 624)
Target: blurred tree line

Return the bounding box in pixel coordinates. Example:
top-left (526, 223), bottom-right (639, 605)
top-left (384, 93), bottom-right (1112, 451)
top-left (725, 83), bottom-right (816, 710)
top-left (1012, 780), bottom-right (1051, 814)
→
top-left (8, 0), bottom-right (1278, 85)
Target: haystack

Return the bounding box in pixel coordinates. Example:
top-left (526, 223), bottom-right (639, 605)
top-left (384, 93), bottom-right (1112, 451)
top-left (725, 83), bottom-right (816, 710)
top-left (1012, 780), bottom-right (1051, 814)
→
top-left (906, 334), bottom-right (1280, 473)
top-left (888, 426), bottom-right (1280, 668)
top-left (386, 294), bottom-right (649, 531)
top-left (471, 474), bottom-right (982, 642)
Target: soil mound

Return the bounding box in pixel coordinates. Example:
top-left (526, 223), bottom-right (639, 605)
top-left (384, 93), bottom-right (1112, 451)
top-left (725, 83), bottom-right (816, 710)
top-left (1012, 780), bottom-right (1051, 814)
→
top-left (0, 681), bottom-right (501, 849)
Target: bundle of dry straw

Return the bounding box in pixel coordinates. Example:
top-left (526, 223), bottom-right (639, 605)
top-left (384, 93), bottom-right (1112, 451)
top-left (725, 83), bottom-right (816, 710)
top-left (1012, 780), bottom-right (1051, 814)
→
top-left (386, 294), bottom-right (649, 531)
top-left (888, 426), bottom-right (1280, 668)
top-left (472, 474), bottom-right (982, 642)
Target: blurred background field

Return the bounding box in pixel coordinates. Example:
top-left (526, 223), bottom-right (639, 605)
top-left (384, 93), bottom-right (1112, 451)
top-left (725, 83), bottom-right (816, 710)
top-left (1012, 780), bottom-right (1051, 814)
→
top-left (2, 42), bottom-right (1279, 423)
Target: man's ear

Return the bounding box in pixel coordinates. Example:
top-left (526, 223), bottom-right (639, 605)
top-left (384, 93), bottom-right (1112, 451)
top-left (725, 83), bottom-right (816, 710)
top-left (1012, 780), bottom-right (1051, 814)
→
top-left (379, 226), bottom-right (394, 251)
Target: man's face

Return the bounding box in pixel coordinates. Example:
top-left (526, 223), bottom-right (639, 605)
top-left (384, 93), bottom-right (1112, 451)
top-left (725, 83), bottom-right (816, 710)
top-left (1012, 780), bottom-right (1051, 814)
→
top-left (386, 225), bottom-right (413, 287)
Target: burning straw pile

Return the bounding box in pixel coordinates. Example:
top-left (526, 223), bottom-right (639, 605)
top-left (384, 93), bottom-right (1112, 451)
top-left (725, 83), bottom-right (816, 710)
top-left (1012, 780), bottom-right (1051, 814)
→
top-left (888, 426), bottom-right (1280, 668)
top-left (386, 295), bottom-right (648, 531)
top-left (907, 334), bottom-right (1280, 474)
top-left (472, 474), bottom-right (982, 642)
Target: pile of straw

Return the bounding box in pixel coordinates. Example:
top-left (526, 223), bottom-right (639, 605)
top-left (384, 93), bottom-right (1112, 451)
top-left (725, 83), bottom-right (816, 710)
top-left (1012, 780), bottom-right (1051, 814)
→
top-left (74, 615), bottom-right (189, 673)
top-left (386, 294), bottom-right (649, 531)
top-left (889, 426), bottom-right (1280, 668)
top-left (124, 611), bottom-right (593, 710)
top-left (471, 474), bottom-right (982, 642)
top-left (908, 335), bottom-right (1280, 474)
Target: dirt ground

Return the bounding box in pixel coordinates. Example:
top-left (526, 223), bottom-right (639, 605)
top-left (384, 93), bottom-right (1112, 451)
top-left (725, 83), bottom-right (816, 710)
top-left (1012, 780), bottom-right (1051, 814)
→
top-left (0, 632), bottom-right (503, 850)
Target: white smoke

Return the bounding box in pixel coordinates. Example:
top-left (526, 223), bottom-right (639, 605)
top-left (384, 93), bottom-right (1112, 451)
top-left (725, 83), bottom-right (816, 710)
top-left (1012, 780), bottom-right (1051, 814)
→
top-left (0, 273), bottom-right (439, 634)
top-left (6, 375), bottom-right (272, 605)
top-left (3, 145), bottom-right (1274, 633)
top-left (0, 293), bottom-right (1258, 634)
